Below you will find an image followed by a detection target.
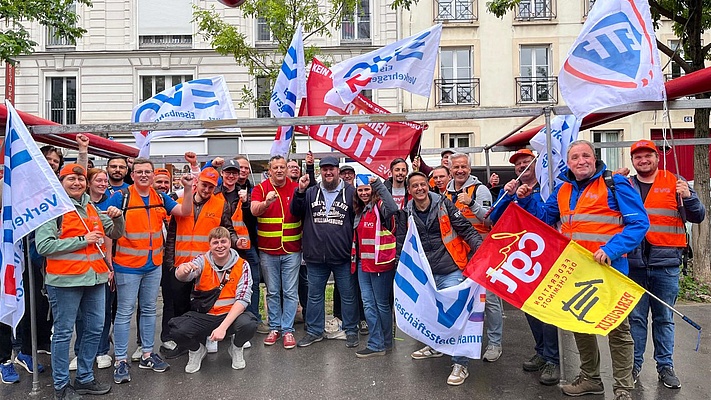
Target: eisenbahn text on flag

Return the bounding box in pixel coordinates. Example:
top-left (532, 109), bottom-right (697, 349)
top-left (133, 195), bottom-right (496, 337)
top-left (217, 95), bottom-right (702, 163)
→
top-left (464, 204), bottom-right (645, 335)
top-left (328, 24), bottom-right (442, 105)
top-left (0, 101), bottom-right (76, 331)
top-left (394, 216), bottom-right (485, 358)
top-left (559, 0), bottom-right (665, 118)
top-left (270, 24), bottom-right (307, 157)
top-left (132, 76), bottom-right (238, 157)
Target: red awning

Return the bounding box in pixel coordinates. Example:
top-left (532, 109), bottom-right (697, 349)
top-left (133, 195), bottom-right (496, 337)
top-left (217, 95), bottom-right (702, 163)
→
top-left (498, 66), bottom-right (711, 147)
top-left (1, 105), bottom-right (139, 158)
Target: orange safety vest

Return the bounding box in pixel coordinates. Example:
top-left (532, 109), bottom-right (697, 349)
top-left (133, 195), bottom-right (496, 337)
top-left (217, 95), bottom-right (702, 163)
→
top-left (231, 200), bottom-right (251, 249)
top-left (173, 195), bottom-right (226, 266)
top-left (113, 186), bottom-right (167, 268)
top-left (446, 184), bottom-right (491, 238)
top-left (255, 180), bottom-right (302, 255)
top-left (558, 177), bottom-right (624, 254)
top-left (641, 172), bottom-right (686, 247)
top-left (437, 202), bottom-right (471, 269)
top-left (194, 256), bottom-right (246, 316)
top-left (352, 202), bottom-right (397, 273)
top-left (46, 206), bottom-right (108, 276)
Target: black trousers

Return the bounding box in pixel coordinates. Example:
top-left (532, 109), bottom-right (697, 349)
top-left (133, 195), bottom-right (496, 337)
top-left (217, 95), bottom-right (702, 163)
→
top-left (169, 311), bottom-right (257, 352)
top-left (0, 323), bottom-right (12, 363)
top-left (160, 264), bottom-right (192, 343)
top-left (19, 261), bottom-right (53, 353)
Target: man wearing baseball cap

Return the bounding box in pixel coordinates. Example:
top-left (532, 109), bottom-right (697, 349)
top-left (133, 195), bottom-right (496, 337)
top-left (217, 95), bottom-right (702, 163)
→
top-left (339, 165), bottom-right (356, 186)
top-left (160, 167), bottom-right (241, 359)
top-left (623, 139), bottom-right (705, 389)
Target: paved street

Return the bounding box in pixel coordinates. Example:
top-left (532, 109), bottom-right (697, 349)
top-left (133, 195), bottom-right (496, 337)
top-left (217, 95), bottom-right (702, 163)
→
top-left (2, 303), bottom-right (709, 400)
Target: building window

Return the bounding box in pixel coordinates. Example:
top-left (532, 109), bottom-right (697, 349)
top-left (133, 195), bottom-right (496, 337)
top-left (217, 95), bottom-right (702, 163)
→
top-left (47, 77), bottom-right (77, 124)
top-left (666, 40), bottom-right (691, 81)
top-left (436, 48), bottom-right (479, 106)
top-left (442, 133), bottom-right (470, 149)
top-left (140, 75), bottom-right (193, 101)
top-left (139, 35), bottom-right (192, 49)
top-left (592, 130), bottom-right (621, 171)
top-left (47, 2), bottom-right (77, 48)
top-left (435, 0), bottom-right (476, 22)
top-left (516, 0), bottom-right (556, 21)
top-left (342, 0), bottom-right (371, 42)
top-left (361, 90), bottom-right (373, 101)
top-left (517, 45), bottom-right (557, 104)
top-left (256, 17), bottom-right (273, 42)
top-left (256, 76), bottom-right (271, 118)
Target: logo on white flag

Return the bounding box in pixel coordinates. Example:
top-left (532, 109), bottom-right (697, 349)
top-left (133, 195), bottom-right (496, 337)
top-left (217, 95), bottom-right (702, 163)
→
top-left (530, 115), bottom-right (581, 201)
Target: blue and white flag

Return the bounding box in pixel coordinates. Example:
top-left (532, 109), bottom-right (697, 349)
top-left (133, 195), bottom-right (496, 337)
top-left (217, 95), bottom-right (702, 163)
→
top-left (0, 101), bottom-right (75, 331)
top-left (394, 216), bottom-right (485, 359)
top-left (328, 24), bottom-right (442, 105)
top-left (559, 0), bottom-right (665, 118)
top-left (132, 76), bottom-right (239, 157)
top-left (269, 25), bottom-right (306, 157)
top-left (530, 115), bottom-right (581, 201)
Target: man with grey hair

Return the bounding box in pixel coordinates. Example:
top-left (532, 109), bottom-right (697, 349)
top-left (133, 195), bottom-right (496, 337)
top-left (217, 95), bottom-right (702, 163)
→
top-left (444, 152), bottom-right (504, 363)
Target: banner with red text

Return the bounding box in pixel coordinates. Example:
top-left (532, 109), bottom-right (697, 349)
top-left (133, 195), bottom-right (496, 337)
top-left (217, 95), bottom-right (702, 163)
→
top-left (464, 204), bottom-right (645, 335)
top-left (298, 59), bottom-right (423, 179)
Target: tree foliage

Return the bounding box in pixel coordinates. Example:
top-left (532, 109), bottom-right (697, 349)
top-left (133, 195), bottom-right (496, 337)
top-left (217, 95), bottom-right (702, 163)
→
top-left (0, 0), bottom-right (91, 64)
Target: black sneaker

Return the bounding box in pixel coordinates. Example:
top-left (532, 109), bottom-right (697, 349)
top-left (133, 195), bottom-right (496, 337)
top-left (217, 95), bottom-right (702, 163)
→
top-left (161, 346), bottom-right (188, 359)
top-left (74, 379), bottom-right (111, 395)
top-left (297, 333), bottom-right (323, 347)
top-left (345, 333), bottom-right (359, 348)
top-left (538, 362), bottom-right (560, 386)
top-left (356, 348), bottom-right (385, 358)
top-left (658, 366), bottom-right (681, 389)
top-left (522, 354), bottom-right (546, 372)
top-left (55, 384), bottom-right (81, 400)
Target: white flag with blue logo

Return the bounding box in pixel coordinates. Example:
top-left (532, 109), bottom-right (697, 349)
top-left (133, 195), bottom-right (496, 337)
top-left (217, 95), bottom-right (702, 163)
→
top-left (394, 216), bottom-right (485, 359)
top-left (559, 0), bottom-right (665, 118)
top-left (0, 101), bottom-right (76, 331)
top-left (328, 24), bottom-right (442, 105)
top-left (269, 25), bottom-right (306, 157)
top-left (132, 76), bottom-right (239, 157)
top-left (530, 115), bottom-right (581, 201)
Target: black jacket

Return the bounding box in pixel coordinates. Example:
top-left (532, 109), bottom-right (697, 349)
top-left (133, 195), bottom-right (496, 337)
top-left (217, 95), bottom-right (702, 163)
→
top-left (214, 180), bottom-right (258, 245)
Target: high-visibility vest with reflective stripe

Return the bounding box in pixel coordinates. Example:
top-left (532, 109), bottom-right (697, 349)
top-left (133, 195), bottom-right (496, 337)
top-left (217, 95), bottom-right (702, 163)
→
top-left (438, 202), bottom-right (471, 269)
top-left (642, 172), bottom-right (686, 247)
top-left (446, 184), bottom-right (490, 238)
top-left (255, 180), bottom-right (302, 255)
top-left (114, 186), bottom-right (166, 268)
top-left (231, 200), bottom-right (251, 249)
top-left (194, 256), bottom-right (246, 316)
top-left (352, 203), bottom-right (397, 273)
top-left (558, 177), bottom-right (624, 254)
top-left (173, 195), bottom-right (225, 266)
top-left (46, 206), bottom-right (108, 276)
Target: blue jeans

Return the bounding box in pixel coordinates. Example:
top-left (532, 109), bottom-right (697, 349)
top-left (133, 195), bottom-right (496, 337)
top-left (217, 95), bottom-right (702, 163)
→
top-left (306, 261), bottom-right (358, 336)
top-left (525, 313), bottom-right (559, 364)
top-left (74, 284), bottom-right (114, 356)
top-left (46, 284), bottom-right (105, 390)
top-left (261, 251), bottom-right (301, 333)
top-left (434, 270), bottom-right (468, 367)
top-left (358, 265), bottom-right (395, 352)
top-left (114, 267), bottom-right (162, 361)
top-left (240, 246), bottom-right (262, 321)
top-left (485, 291), bottom-right (503, 346)
top-left (628, 266), bottom-right (679, 372)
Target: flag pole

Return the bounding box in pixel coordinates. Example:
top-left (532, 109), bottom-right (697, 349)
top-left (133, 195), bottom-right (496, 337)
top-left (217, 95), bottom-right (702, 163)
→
top-left (24, 236), bottom-right (41, 395)
top-left (661, 98), bottom-right (686, 222)
top-left (544, 108), bottom-right (555, 194)
top-left (642, 286), bottom-right (702, 349)
top-left (483, 153), bottom-right (539, 218)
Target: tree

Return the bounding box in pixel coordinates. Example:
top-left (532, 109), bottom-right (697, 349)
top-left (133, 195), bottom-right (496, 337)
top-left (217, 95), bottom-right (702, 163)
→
top-left (193, 0), bottom-right (358, 108)
top-left (0, 0), bottom-right (91, 64)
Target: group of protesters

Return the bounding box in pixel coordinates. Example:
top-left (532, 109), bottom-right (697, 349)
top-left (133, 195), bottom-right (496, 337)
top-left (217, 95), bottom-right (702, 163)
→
top-left (0, 133), bottom-right (704, 400)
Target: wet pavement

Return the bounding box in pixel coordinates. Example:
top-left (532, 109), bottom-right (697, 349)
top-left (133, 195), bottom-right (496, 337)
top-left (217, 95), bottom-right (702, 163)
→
top-left (2, 302), bottom-right (709, 399)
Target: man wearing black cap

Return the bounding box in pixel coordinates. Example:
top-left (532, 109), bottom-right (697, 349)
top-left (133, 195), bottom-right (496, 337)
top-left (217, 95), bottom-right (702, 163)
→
top-left (339, 165), bottom-right (356, 186)
top-left (291, 156), bottom-right (360, 349)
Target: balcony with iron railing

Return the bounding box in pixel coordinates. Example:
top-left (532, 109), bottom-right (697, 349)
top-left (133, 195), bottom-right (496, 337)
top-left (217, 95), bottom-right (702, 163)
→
top-left (515, 1), bottom-right (556, 21)
top-left (435, 0), bottom-right (477, 22)
top-left (139, 35), bottom-right (193, 49)
top-left (46, 28), bottom-right (74, 49)
top-left (341, 18), bottom-right (371, 43)
top-left (46, 100), bottom-right (77, 125)
top-left (515, 76), bottom-right (557, 104)
top-left (435, 78), bottom-right (480, 106)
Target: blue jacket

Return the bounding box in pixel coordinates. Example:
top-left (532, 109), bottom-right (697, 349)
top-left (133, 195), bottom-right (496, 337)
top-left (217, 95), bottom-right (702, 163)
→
top-left (627, 173), bottom-right (705, 269)
top-left (518, 161), bottom-right (649, 275)
top-left (489, 183), bottom-right (542, 225)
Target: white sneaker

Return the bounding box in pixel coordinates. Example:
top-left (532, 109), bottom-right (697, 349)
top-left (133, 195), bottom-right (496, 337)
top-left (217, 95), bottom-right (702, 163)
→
top-left (447, 363), bottom-right (469, 386)
top-left (205, 338), bottom-right (218, 354)
top-left (228, 343), bottom-right (246, 370)
top-left (68, 356), bottom-right (77, 371)
top-left (185, 344), bottom-right (207, 374)
top-left (96, 354), bottom-right (113, 369)
top-left (131, 347), bottom-right (143, 362)
top-left (243, 340), bottom-right (252, 349)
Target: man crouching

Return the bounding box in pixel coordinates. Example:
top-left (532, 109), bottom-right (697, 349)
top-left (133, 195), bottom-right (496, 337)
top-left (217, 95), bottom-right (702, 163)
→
top-left (168, 226), bottom-right (257, 373)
